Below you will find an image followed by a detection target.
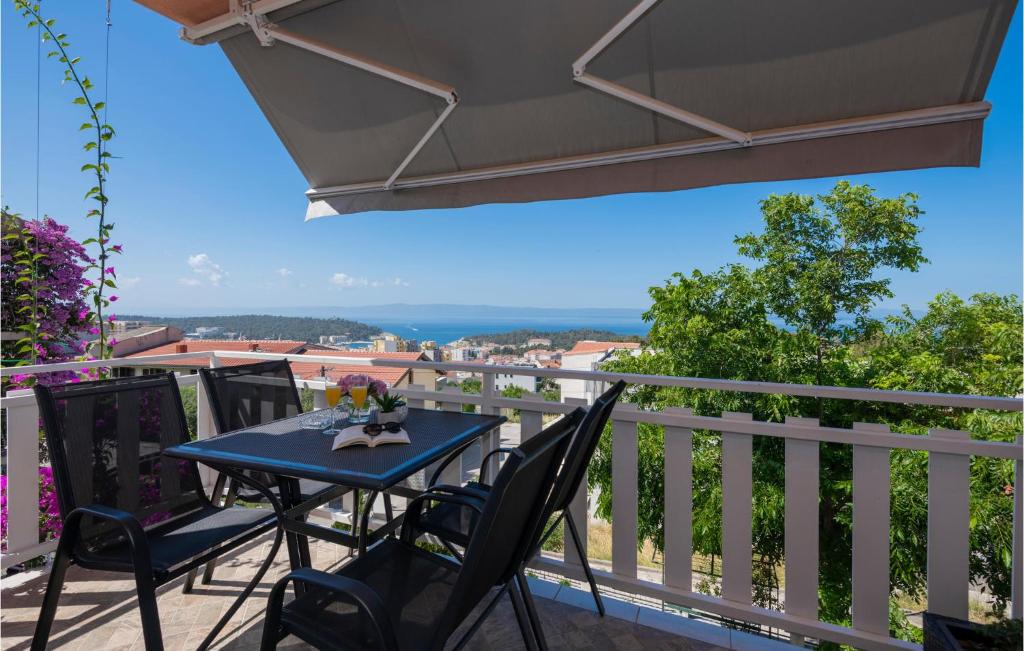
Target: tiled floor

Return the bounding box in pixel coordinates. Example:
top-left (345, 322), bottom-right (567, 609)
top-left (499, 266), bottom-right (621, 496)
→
top-left (0, 533), bottom-right (719, 650)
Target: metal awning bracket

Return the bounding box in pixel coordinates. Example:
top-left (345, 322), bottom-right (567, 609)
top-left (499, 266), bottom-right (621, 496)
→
top-left (573, 0), bottom-right (752, 146)
top-left (231, 0), bottom-right (275, 46)
top-left (209, 1), bottom-right (459, 191)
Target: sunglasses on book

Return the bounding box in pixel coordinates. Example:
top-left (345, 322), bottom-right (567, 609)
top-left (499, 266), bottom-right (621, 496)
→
top-left (362, 422), bottom-right (402, 436)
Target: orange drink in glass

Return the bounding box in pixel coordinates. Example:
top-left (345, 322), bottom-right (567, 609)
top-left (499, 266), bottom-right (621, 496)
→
top-left (350, 384), bottom-right (369, 410)
top-left (325, 385), bottom-right (342, 408)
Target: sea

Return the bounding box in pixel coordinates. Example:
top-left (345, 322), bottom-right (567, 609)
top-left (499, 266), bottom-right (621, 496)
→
top-left (354, 316), bottom-right (649, 347)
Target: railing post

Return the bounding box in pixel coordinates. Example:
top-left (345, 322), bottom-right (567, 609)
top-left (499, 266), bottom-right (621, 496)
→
top-left (1012, 435), bottom-right (1023, 621)
top-left (195, 354), bottom-right (220, 488)
top-left (784, 416), bottom-right (820, 641)
top-left (439, 386), bottom-right (465, 485)
top-left (405, 384), bottom-right (425, 409)
top-left (852, 422), bottom-right (891, 636)
top-left (927, 428), bottom-right (971, 619)
top-left (519, 392), bottom-right (544, 441)
top-left (563, 397), bottom-right (590, 567)
top-left (663, 407), bottom-right (693, 591)
top-left (611, 404), bottom-right (639, 578)
top-left (312, 376), bottom-right (329, 410)
top-left (480, 372), bottom-right (501, 483)
top-left (721, 411), bottom-right (753, 604)
top-left (5, 391), bottom-right (41, 561)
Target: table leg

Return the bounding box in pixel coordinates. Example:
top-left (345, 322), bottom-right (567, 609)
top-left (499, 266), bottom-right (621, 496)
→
top-left (283, 478), bottom-right (313, 569)
top-left (277, 478), bottom-right (308, 597)
top-left (358, 490), bottom-right (379, 554)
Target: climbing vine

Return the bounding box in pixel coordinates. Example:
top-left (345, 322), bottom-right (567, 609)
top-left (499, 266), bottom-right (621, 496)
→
top-left (13, 1), bottom-right (121, 361)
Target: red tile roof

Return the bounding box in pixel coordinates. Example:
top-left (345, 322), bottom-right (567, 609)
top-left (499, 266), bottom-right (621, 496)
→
top-left (288, 350), bottom-right (430, 387)
top-left (564, 340), bottom-right (641, 356)
top-left (122, 339), bottom-right (307, 368)
top-left (122, 344), bottom-right (427, 387)
top-left (289, 363), bottom-right (410, 387)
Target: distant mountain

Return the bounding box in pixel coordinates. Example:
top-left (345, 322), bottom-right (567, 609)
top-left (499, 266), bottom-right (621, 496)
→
top-left (127, 304), bottom-right (645, 321)
top-left (118, 314), bottom-right (381, 343)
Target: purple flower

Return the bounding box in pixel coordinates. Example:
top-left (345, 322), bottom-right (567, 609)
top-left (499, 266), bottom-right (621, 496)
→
top-left (109, 295), bottom-right (118, 302)
top-left (104, 267), bottom-right (115, 275)
top-left (111, 244), bottom-right (122, 253)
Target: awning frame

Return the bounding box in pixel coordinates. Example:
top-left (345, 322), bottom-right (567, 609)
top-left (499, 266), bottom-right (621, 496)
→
top-left (171, 0), bottom-right (1000, 218)
top-left (201, 0), bottom-right (459, 191)
top-left (572, 0), bottom-right (751, 145)
top-left (303, 100), bottom-right (989, 209)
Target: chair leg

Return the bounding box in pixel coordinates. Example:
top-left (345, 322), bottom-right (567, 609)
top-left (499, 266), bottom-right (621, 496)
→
top-left (198, 525), bottom-right (284, 651)
top-left (565, 511), bottom-right (604, 616)
top-left (508, 581), bottom-right (540, 651)
top-left (200, 479), bottom-right (240, 586)
top-left (182, 567), bottom-right (198, 593)
top-left (31, 540), bottom-right (74, 651)
top-left (347, 490), bottom-right (357, 558)
top-left (133, 568), bottom-right (164, 651)
top-left (260, 569), bottom-right (291, 651)
top-left (516, 570), bottom-right (548, 651)
top-left (452, 584), bottom-right (508, 650)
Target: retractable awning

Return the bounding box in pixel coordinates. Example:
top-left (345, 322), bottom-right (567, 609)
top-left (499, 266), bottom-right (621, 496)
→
top-left (137, 0), bottom-right (1017, 218)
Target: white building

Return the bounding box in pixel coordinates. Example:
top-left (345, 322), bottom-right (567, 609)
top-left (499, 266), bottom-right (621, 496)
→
top-left (491, 362), bottom-right (541, 394)
top-left (557, 340), bottom-right (640, 402)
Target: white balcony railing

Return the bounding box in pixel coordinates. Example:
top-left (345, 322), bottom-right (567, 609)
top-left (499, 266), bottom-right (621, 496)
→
top-left (2, 351), bottom-right (1021, 650)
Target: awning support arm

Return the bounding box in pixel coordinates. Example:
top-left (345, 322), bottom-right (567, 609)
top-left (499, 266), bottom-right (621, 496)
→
top-left (572, 0), bottom-right (751, 146)
top-left (206, 0), bottom-right (458, 191)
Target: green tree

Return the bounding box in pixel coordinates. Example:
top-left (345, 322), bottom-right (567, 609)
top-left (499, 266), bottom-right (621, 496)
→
top-left (735, 180), bottom-right (926, 389)
top-left (590, 181), bottom-right (1020, 640)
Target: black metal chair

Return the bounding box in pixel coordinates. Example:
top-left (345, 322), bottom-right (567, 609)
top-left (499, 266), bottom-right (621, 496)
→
top-left (259, 408), bottom-right (586, 651)
top-left (190, 360), bottom-right (350, 589)
top-left (417, 380), bottom-right (627, 622)
top-left (32, 373), bottom-right (282, 651)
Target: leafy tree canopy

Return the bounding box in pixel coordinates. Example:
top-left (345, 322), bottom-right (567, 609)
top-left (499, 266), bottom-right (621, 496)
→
top-left (590, 182), bottom-right (1020, 640)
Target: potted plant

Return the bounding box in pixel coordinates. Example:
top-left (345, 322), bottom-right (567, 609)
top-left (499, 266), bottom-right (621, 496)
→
top-left (373, 391), bottom-right (408, 425)
top-left (336, 375), bottom-right (389, 424)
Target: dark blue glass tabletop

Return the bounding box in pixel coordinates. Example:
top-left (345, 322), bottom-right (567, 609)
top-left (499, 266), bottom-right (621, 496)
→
top-left (165, 408), bottom-right (505, 491)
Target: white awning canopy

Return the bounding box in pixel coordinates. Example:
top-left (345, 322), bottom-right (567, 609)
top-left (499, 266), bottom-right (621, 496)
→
top-left (137, 0), bottom-right (1016, 218)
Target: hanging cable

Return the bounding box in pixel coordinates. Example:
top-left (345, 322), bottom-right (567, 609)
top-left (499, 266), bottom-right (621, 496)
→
top-left (103, 0), bottom-right (111, 123)
top-left (34, 3), bottom-right (41, 221)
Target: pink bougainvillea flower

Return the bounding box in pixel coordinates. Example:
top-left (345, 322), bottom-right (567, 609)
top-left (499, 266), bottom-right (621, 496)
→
top-left (111, 244), bottom-right (123, 252)
top-left (104, 267), bottom-right (115, 275)
top-left (88, 327), bottom-right (100, 335)
top-left (82, 279), bottom-right (93, 287)
top-left (109, 295), bottom-right (118, 302)
top-left (109, 338), bottom-right (119, 346)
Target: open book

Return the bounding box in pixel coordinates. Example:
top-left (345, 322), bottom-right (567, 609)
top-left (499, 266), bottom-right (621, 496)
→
top-left (332, 424), bottom-right (410, 450)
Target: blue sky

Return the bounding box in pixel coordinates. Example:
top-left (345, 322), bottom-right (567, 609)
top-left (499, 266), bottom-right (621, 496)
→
top-left (2, 2), bottom-right (1021, 315)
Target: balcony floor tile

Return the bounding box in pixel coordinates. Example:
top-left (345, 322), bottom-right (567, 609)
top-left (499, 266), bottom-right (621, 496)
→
top-left (1, 533), bottom-right (720, 650)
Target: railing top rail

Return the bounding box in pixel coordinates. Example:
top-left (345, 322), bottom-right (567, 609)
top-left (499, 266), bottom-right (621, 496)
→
top-left (2, 349), bottom-right (1020, 412)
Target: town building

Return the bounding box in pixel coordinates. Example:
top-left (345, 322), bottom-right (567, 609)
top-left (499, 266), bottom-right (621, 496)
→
top-left (557, 340), bottom-right (640, 402)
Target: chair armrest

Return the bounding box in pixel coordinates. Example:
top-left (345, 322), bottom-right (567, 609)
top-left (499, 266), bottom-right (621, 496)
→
top-left (429, 483), bottom-right (490, 501)
top-left (426, 438), bottom-right (479, 488)
top-left (263, 568), bottom-right (398, 651)
top-left (207, 464), bottom-right (286, 519)
top-left (401, 491), bottom-right (485, 543)
top-left (63, 505), bottom-right (152, 570)
top-left (479, 447), bottom-right (516, 483)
